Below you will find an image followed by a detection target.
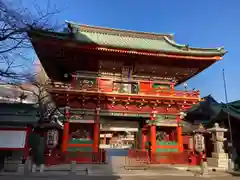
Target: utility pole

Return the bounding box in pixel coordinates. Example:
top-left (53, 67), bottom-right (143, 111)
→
top-left (222, 69), bottom-right (234, 170)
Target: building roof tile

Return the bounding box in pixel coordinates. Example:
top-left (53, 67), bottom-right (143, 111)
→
top-left (28, 21), bottom-right (227, 57)
top-left (66, 21), bottom-right (226, 56)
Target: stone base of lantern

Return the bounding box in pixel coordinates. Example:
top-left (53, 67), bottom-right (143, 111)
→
top-left (208, 153), bottom-right (228, 169)
top-left (211, 152), bottom-right (228, 159)
top-left (207, 123), bottom-right (229, 170)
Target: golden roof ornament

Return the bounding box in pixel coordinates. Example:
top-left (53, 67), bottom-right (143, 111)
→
top-left (199, 123), bottom-right (204, 129)
top-left (193, 123), bottom-right (208, 134)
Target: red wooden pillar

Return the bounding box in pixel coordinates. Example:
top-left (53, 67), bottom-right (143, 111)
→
top-left (141, 127), bottom-right (147, 150)
top-left (24, 126), bottom-right (31, 160)
top-left (150, 111), bottom-right (157, 153)
top-left (71, 72), bottom-right (76, 88)
top-left (62, 106), bottom-right (70, 152)
top-left (93, 107), bottom-right (100, 152)
top-left (103, 133), bottom-right (107, 145)
top-left (177, 115), bottom-right (183, 152)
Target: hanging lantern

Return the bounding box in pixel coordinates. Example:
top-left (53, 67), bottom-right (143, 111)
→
top-left (194, 133), bottom-right (205, 153)
top-left (111, 101), bottom-right (115, 108)
top-left (180, 112), bottom-right (187, 119)
top-left (46, 129), bottom-right (59, 149)
top-left (97, 100), bottom-right (100, 108)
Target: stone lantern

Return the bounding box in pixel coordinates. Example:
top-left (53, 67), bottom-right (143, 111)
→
top-left (207, 123), bottom-right (228, 169)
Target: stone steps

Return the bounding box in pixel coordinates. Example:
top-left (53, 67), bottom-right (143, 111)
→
top-left (212, 153), bottom-right (229, 159)
top-left (4, 159), bottom-right (22, 172)
top-left (208, 157), bottom-right (228, 169)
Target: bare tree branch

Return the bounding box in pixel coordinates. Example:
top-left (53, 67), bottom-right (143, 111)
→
top-left (0, 0), bottom-right (62, 82)
top-left (17, 62), bottom-right (63, 123)
top-left (0, 0), bottom-right (65, 125)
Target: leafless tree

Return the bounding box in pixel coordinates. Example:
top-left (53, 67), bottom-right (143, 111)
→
top-left (0, 0), bottom-right (65, 125)
top-left (0, 60), bottom-right (62, 125)
top-left (20, 62), bottom-right (63, 123)
top-left (0, 0), bottom-right (62, 82)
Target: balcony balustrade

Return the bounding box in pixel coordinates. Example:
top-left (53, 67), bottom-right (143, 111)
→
top-left (48, 80), bottom-right (200, 100)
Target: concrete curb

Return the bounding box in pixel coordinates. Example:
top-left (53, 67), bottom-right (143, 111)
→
top-left (0, 172), bottom-right (84, 177)
top-left (0, 171), bottom-right (231, 178)
top-left (0, 170), bottom-right (195, 177)
top-left (174, 166), bottom-right (227, 172)
top-left (227, 170), bottom-right (240, 176)
top-left (194, 173), bottom-right (230, 178)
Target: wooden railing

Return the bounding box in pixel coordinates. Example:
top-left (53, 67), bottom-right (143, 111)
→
top-left (49, 81), bottom-right (200, 99)
top-left (126, 149), bottom-right (200, 165)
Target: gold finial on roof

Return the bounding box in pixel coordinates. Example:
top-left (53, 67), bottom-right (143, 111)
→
top-left (199, 123), bottom-right (204, 129)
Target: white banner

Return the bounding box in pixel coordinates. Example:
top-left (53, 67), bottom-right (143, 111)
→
top-left (0, 130), bottom-right (26, 148)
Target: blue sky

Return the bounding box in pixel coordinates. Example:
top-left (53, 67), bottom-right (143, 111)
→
top-left (8, 0), bottom-right (240, 102)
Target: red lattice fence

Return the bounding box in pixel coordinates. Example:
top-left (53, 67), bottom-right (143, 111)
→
top-left (151, 151), bottom-right (189, 164)
top-left (124, 149), bottom-right (150, 170)
top-left (126, 149), bottom-right (201, 166)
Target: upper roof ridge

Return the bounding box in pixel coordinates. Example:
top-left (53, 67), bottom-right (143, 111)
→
top-left (66, 20), bottom-right (174, 40)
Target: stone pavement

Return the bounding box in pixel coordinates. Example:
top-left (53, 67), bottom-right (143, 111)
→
top-left (35, 157), bottom-right (194, 176)
top-left (0, 174), bottom-right (237, 180)
top-left (172, 164), bottom-right (227, 172)
top-left (0, 153), bottom-right (232, 178)
top-left (0, 163), bottom-right (231, 178)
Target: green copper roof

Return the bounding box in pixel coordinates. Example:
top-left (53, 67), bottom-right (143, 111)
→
top-left (65, 21), bottom-right (226, 56)
top-left (0, 103), bottom-right (38, 125)
top-left (28, 21), bottom-right (227, 57)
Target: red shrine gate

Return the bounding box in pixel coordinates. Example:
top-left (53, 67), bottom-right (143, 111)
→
top-left (28, 21), bottom-right (226, 166)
